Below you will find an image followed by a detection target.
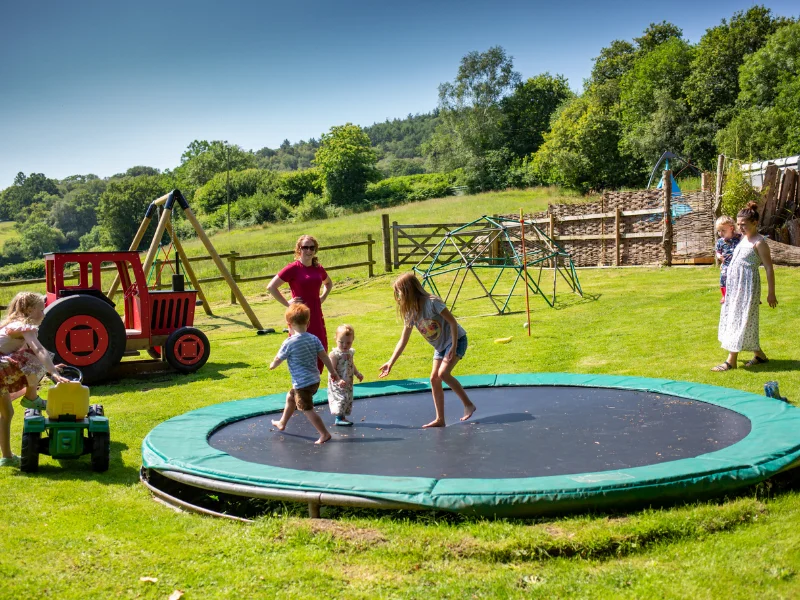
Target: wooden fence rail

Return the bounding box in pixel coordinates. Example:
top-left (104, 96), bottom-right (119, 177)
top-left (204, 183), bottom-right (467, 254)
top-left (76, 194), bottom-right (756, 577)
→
top-left (0, 236), bottom-right (376, 309)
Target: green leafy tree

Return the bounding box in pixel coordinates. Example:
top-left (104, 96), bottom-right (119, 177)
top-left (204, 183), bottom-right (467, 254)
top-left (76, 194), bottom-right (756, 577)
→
top-left (19, 222), bottom-right (66, 259)
top-left (500, 73), bottom-right (574, 159)
top-left (634, 21), bottom-right (684, 54)
top-left (718, 22), bottom-right (800, 159)
top-left (192, 169), bottom-right (279, 213)
top-left (0, 172), bottom-right (60, 220)
top-left (96, 175), bottom-right (172, 249)
top-left (314, 124), bottom-right (379, 207)
top-left (589, 40), bottom-right (637, 88)
top-left (425, 46), bottom-right (521, 190)
top-left (530, 96), bottom-right (644, 192)
top-left (176, 140), bottom-right (257, 189)
top-left (683, 7), bottom-right (790, 167)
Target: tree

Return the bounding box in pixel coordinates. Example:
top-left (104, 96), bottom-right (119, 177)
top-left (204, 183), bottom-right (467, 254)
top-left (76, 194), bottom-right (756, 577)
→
top-left (176, 140), bottom-right (257, 188)
top-left (500, 73), bottom-right (574, 159)
top-left (718, 22), bottom-right (800, 159)
top-left (634, 21), bottom-right (683, 54)
top-left (425, 46), bottom-right (521, 190)
top-left (589, 40), bottom-right (637, 88)
top-left (19, 223), bottom-right (66, 259)
top-left (96, 175), bottom-right (172, 249)
top-left (683, 6), bottom-right (789, 167)
top-left (314, 124), bottom-right (379, 207)
top-left (0, 172), bottom-right (60, 220)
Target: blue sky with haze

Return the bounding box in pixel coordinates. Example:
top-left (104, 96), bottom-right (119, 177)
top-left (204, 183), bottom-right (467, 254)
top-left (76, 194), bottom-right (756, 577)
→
top-left (1, 0), bottom-right (797, 188)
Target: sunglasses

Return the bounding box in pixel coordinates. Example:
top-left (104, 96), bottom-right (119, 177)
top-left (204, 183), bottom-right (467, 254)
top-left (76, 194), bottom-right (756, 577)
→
top-left (300, 245), bottom-right (316, 251)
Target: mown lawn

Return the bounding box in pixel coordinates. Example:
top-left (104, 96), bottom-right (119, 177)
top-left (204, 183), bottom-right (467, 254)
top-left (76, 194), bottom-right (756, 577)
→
top-left (2, 190), bottom-right (800, 598)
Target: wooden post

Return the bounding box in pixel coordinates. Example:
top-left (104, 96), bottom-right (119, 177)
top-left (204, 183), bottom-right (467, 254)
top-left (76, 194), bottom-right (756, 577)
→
top-left (366, 234), bottom-right (374, 277)
top-left (614, 207), bottom-right (621, 266)
top-left (164, 220), bottom-right (212, 316)
top-left (663, 170), bottom-right (673, 267)
top-left (701, 172), bottom-right (710, 191)
top-left (548, 212), bottom-right (555, 240)
top-left (229, 251), bottom-right (239, 304)
top-left (392, 221), bottom-right (399, 269)
top-left (519, 209), bottom-right (531, 336)
top-left (180, 205), bottom-right (265, 330)
top-left (491, 214), bottom-right (500, 260)
top-left (154, 258), bottom-right (162, 290)
top-left (713, 154), bottom-right (725, 217)
top-left (381, 214), bottom-right (392, 273)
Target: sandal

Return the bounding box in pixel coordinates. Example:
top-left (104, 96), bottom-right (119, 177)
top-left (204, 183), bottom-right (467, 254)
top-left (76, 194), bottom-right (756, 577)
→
top-left (20, 396), bottom-right (46, 410)
top-left (0, 454), bottom-right (20, 467)
top-left (745, 356), bottom-right (769, 367)
top-left (334, 416), bottom-right (353, 427)
top-left (711, 361), bottom-right (735, 372)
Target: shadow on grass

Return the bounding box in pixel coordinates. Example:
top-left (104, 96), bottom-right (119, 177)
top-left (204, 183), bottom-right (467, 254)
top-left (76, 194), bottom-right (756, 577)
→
top-left (15, 441), bottom-right (140, 485)
top-left (89, 361), bottom-right (252, 397)
top-left (736, 358), bottom-right (800, 374)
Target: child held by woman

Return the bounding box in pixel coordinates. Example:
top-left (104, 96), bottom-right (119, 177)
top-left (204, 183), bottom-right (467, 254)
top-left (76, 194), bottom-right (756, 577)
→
top-left (715, 215), bottom-right (742, 303)
top-left (328, 324), bottom-right (363, 426)
top-left (379, 272), bottom-right (476, 428)
top-left (269, 303), bottom-right (344, 444)
top-left (0, 292), bottom-right (67, 467)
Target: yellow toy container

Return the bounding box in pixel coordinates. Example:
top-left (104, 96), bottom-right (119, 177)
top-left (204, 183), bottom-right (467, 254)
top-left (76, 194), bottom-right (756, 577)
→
top-left (45, 381), bottom-right (90, 420)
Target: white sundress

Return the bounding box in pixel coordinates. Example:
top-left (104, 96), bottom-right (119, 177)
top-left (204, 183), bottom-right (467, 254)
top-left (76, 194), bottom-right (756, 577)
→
top-left (718, 236), bottom-right (762, 352)
top-left (327, 347), bottom-right (354, 416)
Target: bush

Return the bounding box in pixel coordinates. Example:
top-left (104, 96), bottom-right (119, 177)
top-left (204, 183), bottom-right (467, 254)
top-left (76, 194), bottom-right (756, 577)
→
top-left (78, 226), bottom-right (114, 251)
top-left (0, 259), bottom-right (45, 282)
top-left (721, 162), bottom-right (761, 218)
top-left (364, 172), bottom-right (457, 208)
top-left (293, 194), bottom-right (330, 222)
top-left (192, 169), bottom-right (279, 213)
top-left (275, 169), bottom-right (323, 206)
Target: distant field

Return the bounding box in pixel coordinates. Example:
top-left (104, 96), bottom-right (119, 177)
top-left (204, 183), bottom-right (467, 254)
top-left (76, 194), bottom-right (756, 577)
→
top-left (0, 221), bottom-right (19, 245)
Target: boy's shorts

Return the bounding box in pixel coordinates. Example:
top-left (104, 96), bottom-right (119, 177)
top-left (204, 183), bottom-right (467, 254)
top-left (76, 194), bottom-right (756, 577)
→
top-left (433, 335), bottom-right (468, 361)
top-left (287, 382), bottom-right (320, 411)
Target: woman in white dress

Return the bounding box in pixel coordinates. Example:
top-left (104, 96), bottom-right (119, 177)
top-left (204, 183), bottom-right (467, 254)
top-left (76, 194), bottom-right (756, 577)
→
top-left (713, 202), bottom-right (778, 371)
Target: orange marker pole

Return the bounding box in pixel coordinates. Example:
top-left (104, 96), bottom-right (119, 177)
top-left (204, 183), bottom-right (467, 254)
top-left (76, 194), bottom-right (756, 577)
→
top-left (520, 209), bottom-right (531, 336)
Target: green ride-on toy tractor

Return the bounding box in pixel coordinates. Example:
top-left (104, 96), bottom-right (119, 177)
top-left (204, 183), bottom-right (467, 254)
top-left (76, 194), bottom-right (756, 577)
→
top-left (20, 367), bottom-right (110, 473)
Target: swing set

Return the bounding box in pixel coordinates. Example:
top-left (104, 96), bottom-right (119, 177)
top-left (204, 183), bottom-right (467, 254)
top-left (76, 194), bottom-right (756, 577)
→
top-left (107, 189), bottom-right (268, 333)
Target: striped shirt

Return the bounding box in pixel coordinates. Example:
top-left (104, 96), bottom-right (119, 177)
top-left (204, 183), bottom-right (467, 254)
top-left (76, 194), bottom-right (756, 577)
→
top-left (276, 332), bottom-right (324, 389)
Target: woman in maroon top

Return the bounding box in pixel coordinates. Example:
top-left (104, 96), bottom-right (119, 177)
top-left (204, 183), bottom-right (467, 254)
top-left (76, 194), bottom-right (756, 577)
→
top-left (267, 235), bottom-right (333, 372)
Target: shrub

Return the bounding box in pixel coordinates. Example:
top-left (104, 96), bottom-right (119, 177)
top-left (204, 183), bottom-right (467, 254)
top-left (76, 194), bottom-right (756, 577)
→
top-left (293, 193), bottom-right (330, 222)
top-left (275, 169), bottom-right (323, 206)
top-left (78, 225), bottom-right (114, 251)
top-left (364, 172), bottom-right (457, 208)
top-left (0, 259), bottom-right (45, 282)
top-left (192, 169), bottom-right (279, 213)
top-left (721, 162), bottom-right (761, 218)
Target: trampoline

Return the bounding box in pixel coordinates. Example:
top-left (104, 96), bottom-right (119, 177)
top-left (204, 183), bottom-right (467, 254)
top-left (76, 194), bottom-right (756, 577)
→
top-left (142, 374), bottom-right (800, 518)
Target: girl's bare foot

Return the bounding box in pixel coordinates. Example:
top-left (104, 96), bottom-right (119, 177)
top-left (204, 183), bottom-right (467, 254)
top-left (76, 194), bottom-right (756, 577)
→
top-left (315, 432), bottom-right (332, 445)
top-left (422, 419), bottom-right (445, 428)
top-left (460, 403), bottom-right (476, 421)
top-left (271, 419), bottom-right (286, 431)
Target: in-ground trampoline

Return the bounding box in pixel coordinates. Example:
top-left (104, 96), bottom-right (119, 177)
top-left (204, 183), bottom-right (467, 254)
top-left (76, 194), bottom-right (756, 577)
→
top-left (141, 374), bottom-right (800, 518)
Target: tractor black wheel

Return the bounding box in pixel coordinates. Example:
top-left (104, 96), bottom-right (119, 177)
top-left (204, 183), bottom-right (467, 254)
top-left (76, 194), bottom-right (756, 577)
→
top-left (90, 432), bottom-right (110, 473)
top-left (88, 404), bottom-right (104, 417)
top-left (164, 327), bottom-right (210, 374)
top-left (20, 432), bottom-right (40, 473)
top-left (39, 295), bottom-right (126, 385)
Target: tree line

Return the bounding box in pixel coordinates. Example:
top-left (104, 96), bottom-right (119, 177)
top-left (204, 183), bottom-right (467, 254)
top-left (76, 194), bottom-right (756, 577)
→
top-left (0, 5), bottom-right (796, 274)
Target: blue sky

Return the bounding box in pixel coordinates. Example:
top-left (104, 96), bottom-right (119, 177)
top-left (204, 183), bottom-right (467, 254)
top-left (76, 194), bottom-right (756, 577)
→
top-left (1, 0), bottom-right (797, 189)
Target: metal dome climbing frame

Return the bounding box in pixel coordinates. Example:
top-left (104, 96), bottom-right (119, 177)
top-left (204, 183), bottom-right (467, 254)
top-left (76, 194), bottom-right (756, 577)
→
top-left (412, 215), bottom-right (582, 314)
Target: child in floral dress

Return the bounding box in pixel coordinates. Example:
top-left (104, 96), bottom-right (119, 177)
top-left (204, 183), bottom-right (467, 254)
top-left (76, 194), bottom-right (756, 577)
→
top-left (0, 292), bottom-right (66, 467)
top-left (328, 325), bottom-right (363, 426)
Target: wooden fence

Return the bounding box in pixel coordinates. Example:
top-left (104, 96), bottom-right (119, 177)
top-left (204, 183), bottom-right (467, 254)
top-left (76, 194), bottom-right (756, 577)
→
top-left (0, 236), bottom-right (376, 309)
top-left (381, 179), bottom-right (715, 270)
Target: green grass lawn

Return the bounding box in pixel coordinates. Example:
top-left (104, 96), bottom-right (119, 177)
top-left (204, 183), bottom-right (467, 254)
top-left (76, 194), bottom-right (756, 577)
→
top-left (0, 220), bottom-right (19, 245)
top-left (2, 191), bottom-right (800, 598)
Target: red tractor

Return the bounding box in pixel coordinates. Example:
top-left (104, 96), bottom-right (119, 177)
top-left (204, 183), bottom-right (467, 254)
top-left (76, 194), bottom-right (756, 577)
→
top-left (40, 251), bottom-right (210, 384)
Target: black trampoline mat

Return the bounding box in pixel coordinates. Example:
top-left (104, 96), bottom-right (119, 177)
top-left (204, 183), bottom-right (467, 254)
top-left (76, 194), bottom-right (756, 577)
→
top-left (208, 386), bottom-right (752, 479)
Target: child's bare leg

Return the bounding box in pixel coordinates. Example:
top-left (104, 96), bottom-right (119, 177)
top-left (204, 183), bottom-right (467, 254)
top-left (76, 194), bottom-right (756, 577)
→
top-left (23, 374), bottom-right (39, 401)
top-left (440, 357), bottom-right (475, 421)
top-left (0, 393), bottom-right (13, 459)
top-left (303, 410), bottom-right (332, 444)
top-left (423, 360), bottom-right (446, 428)
top-left (271, 392), bottom-right (296, 431)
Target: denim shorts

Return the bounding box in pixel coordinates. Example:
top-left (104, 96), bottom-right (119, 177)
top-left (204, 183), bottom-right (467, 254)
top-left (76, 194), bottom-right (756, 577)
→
top-left (434, 335), bottom-right (468, 361)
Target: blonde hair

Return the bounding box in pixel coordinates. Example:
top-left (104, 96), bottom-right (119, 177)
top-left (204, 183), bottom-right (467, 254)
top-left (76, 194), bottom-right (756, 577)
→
top-left (393, 272), bottom-right (434, 324)
top-left (285, 303), bottom-right (310, 327)
top-left (715, 215), bottom-right (735, 230)
top-left (336, 324), bottom-right (354, 340)
top-left (1, 292), bottom-right (45, 327)
top-left (294, 235), bottom-right (320, 267)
